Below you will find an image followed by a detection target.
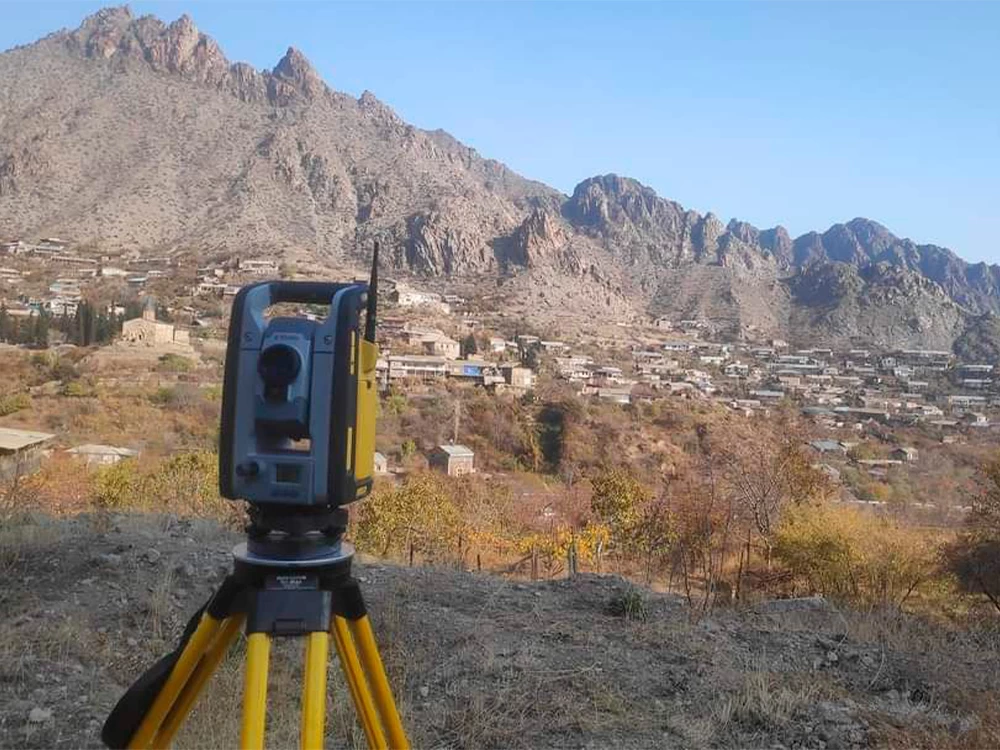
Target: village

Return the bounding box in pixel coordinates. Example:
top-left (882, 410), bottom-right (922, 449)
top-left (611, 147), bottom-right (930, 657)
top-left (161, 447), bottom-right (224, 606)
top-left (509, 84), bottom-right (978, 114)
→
top-left (0, 237), bottom-right (998, 519)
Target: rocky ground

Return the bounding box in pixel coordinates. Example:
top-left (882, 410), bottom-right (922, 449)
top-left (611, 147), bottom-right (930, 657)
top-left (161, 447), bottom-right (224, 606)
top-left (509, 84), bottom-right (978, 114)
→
top-left (1, 513), bottom-right (997, 749)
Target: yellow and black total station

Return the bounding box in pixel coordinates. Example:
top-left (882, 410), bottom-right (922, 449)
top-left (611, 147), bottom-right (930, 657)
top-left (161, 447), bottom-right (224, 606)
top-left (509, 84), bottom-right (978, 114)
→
top-left (101, 244), bottom-right (410, 750)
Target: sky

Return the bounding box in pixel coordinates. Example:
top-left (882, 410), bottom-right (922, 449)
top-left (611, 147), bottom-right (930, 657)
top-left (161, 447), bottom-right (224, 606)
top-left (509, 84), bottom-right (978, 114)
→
top-left (2, 1), bottom-right (999, 262)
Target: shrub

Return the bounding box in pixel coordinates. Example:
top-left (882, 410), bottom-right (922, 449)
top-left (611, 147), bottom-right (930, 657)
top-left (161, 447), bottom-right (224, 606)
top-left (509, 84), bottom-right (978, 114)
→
top-left (157, 353), bottom-right (194, 373)
top-left (353, 474), bottom-right (463, 563)
top-left (93, 459), bottom-right (143, 510)
top-left (62, 379), bottom-right (95, 397)
top-left (143, 451), bottom-right (227, 517)
top-left (150, 383), bottom-right (203, 411)
top-left (400, 439), bottom-right (417, 460)
top-left (607, 587), bottom-right (648, 621)
top-left (774, 502), bottom-right (935, 610)
top-left (0, 393), bottom-right (31, 416)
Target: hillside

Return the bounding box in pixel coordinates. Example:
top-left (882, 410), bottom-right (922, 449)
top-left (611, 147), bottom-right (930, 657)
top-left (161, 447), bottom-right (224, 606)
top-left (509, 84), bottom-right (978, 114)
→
top-left (1, 513), bottom-right (996, 749)
top-left (1, 6), bottom-right (999, 350)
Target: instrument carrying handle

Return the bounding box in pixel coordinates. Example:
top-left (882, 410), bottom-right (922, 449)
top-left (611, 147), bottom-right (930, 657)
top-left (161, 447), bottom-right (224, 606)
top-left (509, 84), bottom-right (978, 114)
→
top-left (268, 281), bottom-right (362, 306)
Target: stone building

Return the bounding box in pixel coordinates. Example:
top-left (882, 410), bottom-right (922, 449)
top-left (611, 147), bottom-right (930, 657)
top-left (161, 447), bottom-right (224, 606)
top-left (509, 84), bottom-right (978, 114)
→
top-left (0, 427), bottom-right (55, 480)
top-left (428, 444), bottom-right (474, 476)
top-left (121, 302), bottom-right (190, 347)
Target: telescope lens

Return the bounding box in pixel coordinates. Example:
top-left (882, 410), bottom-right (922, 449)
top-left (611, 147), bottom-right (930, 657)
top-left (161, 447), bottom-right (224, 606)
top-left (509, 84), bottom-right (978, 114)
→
top-left (258, 344), bottom-right (302, 388)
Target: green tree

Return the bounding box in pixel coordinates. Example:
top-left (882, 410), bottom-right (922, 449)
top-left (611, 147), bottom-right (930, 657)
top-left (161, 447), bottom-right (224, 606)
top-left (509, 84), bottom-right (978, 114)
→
top-left (461, 333), bottom-right (478, 357)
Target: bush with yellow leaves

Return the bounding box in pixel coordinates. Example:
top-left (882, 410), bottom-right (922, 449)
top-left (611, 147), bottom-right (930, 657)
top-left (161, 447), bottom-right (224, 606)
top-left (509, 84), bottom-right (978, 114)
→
top-left (774, 502), bottom-right (937, 610)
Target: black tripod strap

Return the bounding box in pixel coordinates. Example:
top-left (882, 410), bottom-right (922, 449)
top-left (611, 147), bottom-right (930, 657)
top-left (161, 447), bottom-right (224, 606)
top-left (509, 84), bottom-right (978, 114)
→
top-left (101, 576), bottom-right (244, 749)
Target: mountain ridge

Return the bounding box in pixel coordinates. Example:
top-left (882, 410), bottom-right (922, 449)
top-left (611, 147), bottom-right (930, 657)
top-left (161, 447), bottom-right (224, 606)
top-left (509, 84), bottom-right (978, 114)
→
top-left (1, 6), bottom-right (998, 352)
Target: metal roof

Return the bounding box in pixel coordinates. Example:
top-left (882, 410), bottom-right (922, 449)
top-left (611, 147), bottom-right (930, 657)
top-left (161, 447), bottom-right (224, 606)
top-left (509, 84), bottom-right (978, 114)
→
top-left (0, 427), bottom-right (56, 452)
top-left (436, 444), bottom-right (474, 457)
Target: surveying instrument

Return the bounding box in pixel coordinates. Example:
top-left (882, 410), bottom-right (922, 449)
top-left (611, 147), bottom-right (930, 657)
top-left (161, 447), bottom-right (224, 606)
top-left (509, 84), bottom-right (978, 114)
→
top-left (102, 246), bottom-right (409, 750)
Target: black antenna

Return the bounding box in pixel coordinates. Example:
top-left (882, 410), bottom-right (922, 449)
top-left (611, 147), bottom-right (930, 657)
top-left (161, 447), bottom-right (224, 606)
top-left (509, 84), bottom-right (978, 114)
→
top-left (365, 241), bottom-right (378, 343)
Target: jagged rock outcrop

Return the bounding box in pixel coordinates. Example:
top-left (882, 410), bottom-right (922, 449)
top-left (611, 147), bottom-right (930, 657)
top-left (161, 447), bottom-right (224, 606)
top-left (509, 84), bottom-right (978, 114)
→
top-left (504, 209), bottom-right (568, 268)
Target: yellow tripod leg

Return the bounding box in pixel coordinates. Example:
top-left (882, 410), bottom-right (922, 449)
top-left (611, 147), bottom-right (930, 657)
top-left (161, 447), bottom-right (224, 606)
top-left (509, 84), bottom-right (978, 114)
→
top-left (240, 633), bottom-right (271, 750)
top-left (151, 614), bottom-right (245, 748)
top-left (300, 632), bottom-right (329, 750)
top-left (128, 613), bottom-right (223, 749)
top-left (348, 616), bottom-right (409, 750)
top-left (332, 616), bottom-right (386, 749)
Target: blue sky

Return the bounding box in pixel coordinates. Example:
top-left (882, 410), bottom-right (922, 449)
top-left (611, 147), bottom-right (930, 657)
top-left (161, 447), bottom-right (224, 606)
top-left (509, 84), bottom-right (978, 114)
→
top-left (3, 2), bottom-right (998, 262)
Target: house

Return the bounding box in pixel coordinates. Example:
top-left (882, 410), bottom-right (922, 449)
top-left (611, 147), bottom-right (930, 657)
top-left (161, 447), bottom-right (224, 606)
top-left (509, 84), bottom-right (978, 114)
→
top-left (597, 387), bottom-right (632, 405)
top-left (810, 440), bottom-right (847, 456)
top-left (238, 258), bottom-right (279, 276)
top-left (387, 355), bottom-right (448, 381)
top-left (428, 444), bottom-right (474, 476)
top-left (662, 340), bottom-right (694, 352)
top-left (964, 412), bottom-right (990, 428)
top-left (67, 444), bottom-right (139, 467)
top-left (0, 427), bottom-right (55, 480)
top-left (890, 447), bottom-right (918, 463)
top-left (421, 336), bottom-right (460, 360)
top-left (724, 362), bottom-right (749, 378)
top-left (539, 340), bottom-right (568, 353)
top-left (373, 452), bottom-right (388, 474)
top-left (447, 359), bottom-right (503, 386)
top-left (393, 287), bottom-right (450, 313)
top-left (121, 302), bottom-right (191, 348)
top-left (501, 365), bottom-right (535, 392)
top-left (1, 240), bottom-right (32, 255)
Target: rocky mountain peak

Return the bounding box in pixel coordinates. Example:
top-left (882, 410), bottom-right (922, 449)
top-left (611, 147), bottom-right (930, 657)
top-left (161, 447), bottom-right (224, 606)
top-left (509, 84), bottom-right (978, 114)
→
top-left (564, 174), bottom-right (685, 235)
top-left (726, 219), bottom-right (760, 245)
top-left (68, 5), bottom-right (230, 83)
top-left (268, 46), bottom-right (323, 104)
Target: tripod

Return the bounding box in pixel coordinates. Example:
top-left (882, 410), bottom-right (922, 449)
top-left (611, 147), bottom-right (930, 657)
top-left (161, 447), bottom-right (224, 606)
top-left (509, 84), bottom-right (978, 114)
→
top-left (102, 511), bottom-right (409, 750)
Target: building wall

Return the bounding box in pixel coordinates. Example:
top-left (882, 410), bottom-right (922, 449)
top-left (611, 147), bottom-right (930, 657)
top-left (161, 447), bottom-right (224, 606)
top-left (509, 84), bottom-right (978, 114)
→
top-left (448, 455), bottom-right (474, 476)
top-left (0, 447), bottom-right (45, 480)
top-left (121, 318), bottom-right (189, 347)
top-left (429, 453), bottom-right (474, 476)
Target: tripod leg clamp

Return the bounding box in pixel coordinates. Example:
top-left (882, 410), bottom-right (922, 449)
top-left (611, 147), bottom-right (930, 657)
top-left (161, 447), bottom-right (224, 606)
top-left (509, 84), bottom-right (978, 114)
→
top-left (331, 578), bottom-right (368, 621)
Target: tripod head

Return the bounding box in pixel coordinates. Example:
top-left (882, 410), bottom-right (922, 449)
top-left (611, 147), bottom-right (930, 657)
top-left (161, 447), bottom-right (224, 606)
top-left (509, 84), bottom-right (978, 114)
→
top-left (240, 504), bottom-right (350, 564)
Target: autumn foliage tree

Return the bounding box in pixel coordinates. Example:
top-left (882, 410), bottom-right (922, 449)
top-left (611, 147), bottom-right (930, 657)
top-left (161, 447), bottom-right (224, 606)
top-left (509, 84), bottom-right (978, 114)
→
top-left (945, 457), bottom-right (1000, 613)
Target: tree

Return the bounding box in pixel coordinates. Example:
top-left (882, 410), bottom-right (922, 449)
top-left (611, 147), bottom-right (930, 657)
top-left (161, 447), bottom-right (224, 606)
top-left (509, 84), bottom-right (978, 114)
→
top-left (590, 467), bottom-right (650, 565)
top-left (460, 333), bottom-right (478, 357)
top-left (353, 474), bottom-right (463, 564)
top-left (945, 458), bottom-right (1000, 613)
top-left (721, 422), bottom-right (828, 566)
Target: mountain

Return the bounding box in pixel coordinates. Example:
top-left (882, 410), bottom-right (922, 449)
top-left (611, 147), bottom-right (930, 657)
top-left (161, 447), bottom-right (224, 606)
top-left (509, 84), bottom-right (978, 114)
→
top-left (1, 7), bottom-right (998, 353)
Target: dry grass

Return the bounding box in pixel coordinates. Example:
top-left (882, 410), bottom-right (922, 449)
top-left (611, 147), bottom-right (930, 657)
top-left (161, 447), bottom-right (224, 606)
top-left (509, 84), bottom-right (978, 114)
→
top-left (0, 513), bottom-right (60, 573)
top-left (715, 665), bottom-right (819, 734)
top-left (174, 638), bottom-right (369, 749)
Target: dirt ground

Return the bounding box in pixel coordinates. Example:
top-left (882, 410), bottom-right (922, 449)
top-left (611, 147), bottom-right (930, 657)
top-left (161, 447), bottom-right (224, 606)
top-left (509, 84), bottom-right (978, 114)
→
top-left (1, 513), bottom-right (997, 749)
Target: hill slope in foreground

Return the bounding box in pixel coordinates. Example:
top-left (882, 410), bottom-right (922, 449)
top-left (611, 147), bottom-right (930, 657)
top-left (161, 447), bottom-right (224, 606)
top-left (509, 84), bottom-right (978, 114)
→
top-left (1, 514), bottom-right (996, 749)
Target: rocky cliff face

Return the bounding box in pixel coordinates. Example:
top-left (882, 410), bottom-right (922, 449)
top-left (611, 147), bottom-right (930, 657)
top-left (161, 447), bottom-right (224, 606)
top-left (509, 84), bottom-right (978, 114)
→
top-left (1, 6), bottom-right (998, 353)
